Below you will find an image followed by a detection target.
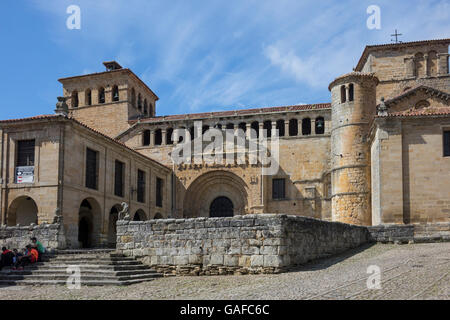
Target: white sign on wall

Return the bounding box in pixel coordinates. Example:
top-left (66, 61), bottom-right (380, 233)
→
top-left (16, 166), bottom-right (34, 183)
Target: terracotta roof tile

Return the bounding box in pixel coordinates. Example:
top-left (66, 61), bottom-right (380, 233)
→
top-left (132, 103), bottom-right (331, 124)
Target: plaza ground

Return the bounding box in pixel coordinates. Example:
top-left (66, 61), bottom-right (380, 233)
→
top-left (0, 242), bottom-right (448, 300)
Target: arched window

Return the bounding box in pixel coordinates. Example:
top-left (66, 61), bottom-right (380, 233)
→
top-left (427, 51), bottom-right (438, 76)
top-left (315, 117), bottom-right (325, 134)
top-left (143, 99), bottom-right (148, 115)
top-left (98, 87), bottom-right (105, 104)
top-left (85, 89), bottom-right (92, 106)
top-left (166, 128), bottom-right (174, 145)
top-left (289, 119), bottom-right (298, 136)
top-left (302, 118), bottom-right (311, 135)
top-left (72, 91), bottom-right (78, 108)
top-left (415, 52), bottom-right (425, 77)
top-left (143, 130), bottom-right (151, 146)
top-left (238, 122), bottom-right (246, 133)
top-left (154, 129), bottom-right (162, 145)
top-left (137, 94), bottom-right (142, 111)
top-left (112, 85), bottom-right (119, 102)
top-left (131, 88), bottom-right (136, 107)
top-left (348, 83), bottom-right (354, 102)
top-left (340, 85), bottom-right (346, 103)
top-left (263, 120), bottom-right (272, 137)
top-left (276, 119), bottom-right (285, 137)
top-left (202, 125), bottom-right (210, 135)
top-left (251, 121), bottom-right (259, 138)
top-left (226, 123), bottom-right (234, 130)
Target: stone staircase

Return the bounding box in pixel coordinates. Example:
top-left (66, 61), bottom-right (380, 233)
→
top-left (0, 249), bottom-right (162, 286)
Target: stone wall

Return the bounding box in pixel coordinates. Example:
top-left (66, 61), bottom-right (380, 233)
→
top-left (0, 221), bottom-right (66, 252)
top-left (116, 214), bottom-right (371, 276)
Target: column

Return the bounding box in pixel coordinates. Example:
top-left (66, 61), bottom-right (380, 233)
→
top-left (161, 129), bottom-right (167, 145)
top-left (150, 130), bottom-right (155, 147)
top-left (284, 120), bottom-right (289, 137)
top-left (271, 121), bottom-right (277, 137)
top-left (246, 123), bottom-right (251, 140)
top-left (298, 119), bottom-right (302, 136)
top-left (424, 53), bottom-right (429, 77)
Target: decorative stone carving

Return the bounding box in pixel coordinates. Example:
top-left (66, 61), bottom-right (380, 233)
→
top-left (55, 97), bottom-right (69, 116)
top-left (118, 202), bottom-right (130, 220)
top-left (377, 97), bottom-right (389, 116)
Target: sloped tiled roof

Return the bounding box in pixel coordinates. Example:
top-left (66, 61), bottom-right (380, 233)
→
top-left (0, 114), bottom-right (170, 170)
top-left (130, 103), bottom-right (331, 124)
top-left (376, 86), bottom-right (450, 118)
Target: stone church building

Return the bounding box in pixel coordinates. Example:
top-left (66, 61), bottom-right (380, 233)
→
top-left (0, 39), bottom-right (449, 248)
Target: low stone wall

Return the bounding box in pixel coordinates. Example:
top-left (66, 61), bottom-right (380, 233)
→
top-left (367, 225), bottom-right (415, 243)
top-left (0, 222), bottom-right (66, 252)
top-left (368, 222), bottom-right (450, 243)
top-left (116, 214), bottom-right (371, 276)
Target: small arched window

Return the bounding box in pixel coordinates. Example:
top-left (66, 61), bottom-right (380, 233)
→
top-left (143, 99), bottom-right (148, 115)
top-left (263, 120), bottom-right (272, 138)
top-left (415, 52), bottom-right (425, 77)
top-left (98, 87), bottom-right (105, 104)
top-left (72, 91), bottom-right (78, 108)
top-left (112, 85), bottom-right (119, 102)
top-left (348, 83), bottom-right (354, 102)
top-left (276, 119), bottom-right (285, 137)
top-left (315, 117), bottom-right (325, 134)
top-left (302, 118), bottom-right (311, 135)
top-left (289, 119), bottom-right (298, 136)
top-left (340, 85), bottom-right (346, 103)
top-left (143, 130), bottom-right (151, 146)
top-left (166, 128), bottom-right (174, 145)
top-left (137, 94), bottom-right (142, 111)
top-left (131, 88), bottom-right (136, 107)
top-left (154, 129), bottom-right (162, 145)
top-left (251, 121), bottom-right (259, 138)
top-left (85, 89), bottom-right (92, 106)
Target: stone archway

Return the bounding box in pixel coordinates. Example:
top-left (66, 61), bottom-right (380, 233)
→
top-left (107, 204), bottom-right (121, 248)
top-left (7, 196), bottom-right (38, 226)
top-left (133, 209), bottom-right (147, 221)
top-left (183, 170), bottom-right (248, 218)
top-left (78, 198), bottom-right (102, 248)
top-left (210, 196), bottom-right (234, 217)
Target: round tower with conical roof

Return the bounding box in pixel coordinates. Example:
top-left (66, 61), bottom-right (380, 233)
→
top-left (328, 72), bottom-right (378, 225)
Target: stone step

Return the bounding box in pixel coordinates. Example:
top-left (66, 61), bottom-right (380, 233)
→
top-left (35, 259), bottom-right (141, 266)
top-left (0, 269), bottom-right (158, 277)
top-left (14, 264), bottom-right (153, 271)
top-left (0, 272), bottom-right (160, 282)
top-left (0, 278), bottom-right (154, 286)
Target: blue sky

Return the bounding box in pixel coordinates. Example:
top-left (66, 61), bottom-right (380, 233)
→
top-left (0, 0), bottom-right (449, 119)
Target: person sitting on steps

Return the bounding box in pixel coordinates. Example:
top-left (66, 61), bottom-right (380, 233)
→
top-left (13, 245), bottom-right (39, 271)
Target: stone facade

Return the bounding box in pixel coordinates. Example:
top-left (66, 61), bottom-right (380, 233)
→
top-left (0, 115), bottom-right (172, 249)
top-left (116, 214), bottom-right (370, 275)
top-left (0, 38), bottom-right (449, 254)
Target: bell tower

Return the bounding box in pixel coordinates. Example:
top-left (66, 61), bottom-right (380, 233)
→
top-left (328, 72), bottom-right (378, 225)
top-left (58, 61), bottom-right (158, 138)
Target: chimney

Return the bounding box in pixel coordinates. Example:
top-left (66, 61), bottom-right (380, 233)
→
top-left (103, 61), bottom-right (122, 71)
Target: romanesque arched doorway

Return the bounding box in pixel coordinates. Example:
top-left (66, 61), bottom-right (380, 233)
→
top-left (7, 196), bottom-right (38, 226)
top-left (183, 170), bottom-right (248, 218)
top-left (78, 198), bottom-right (101, 248)
top-left (210, 196), bottom-right (234, 217)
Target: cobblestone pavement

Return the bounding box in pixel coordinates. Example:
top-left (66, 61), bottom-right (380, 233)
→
top-left (0, 243), bottom-right (448, 300)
